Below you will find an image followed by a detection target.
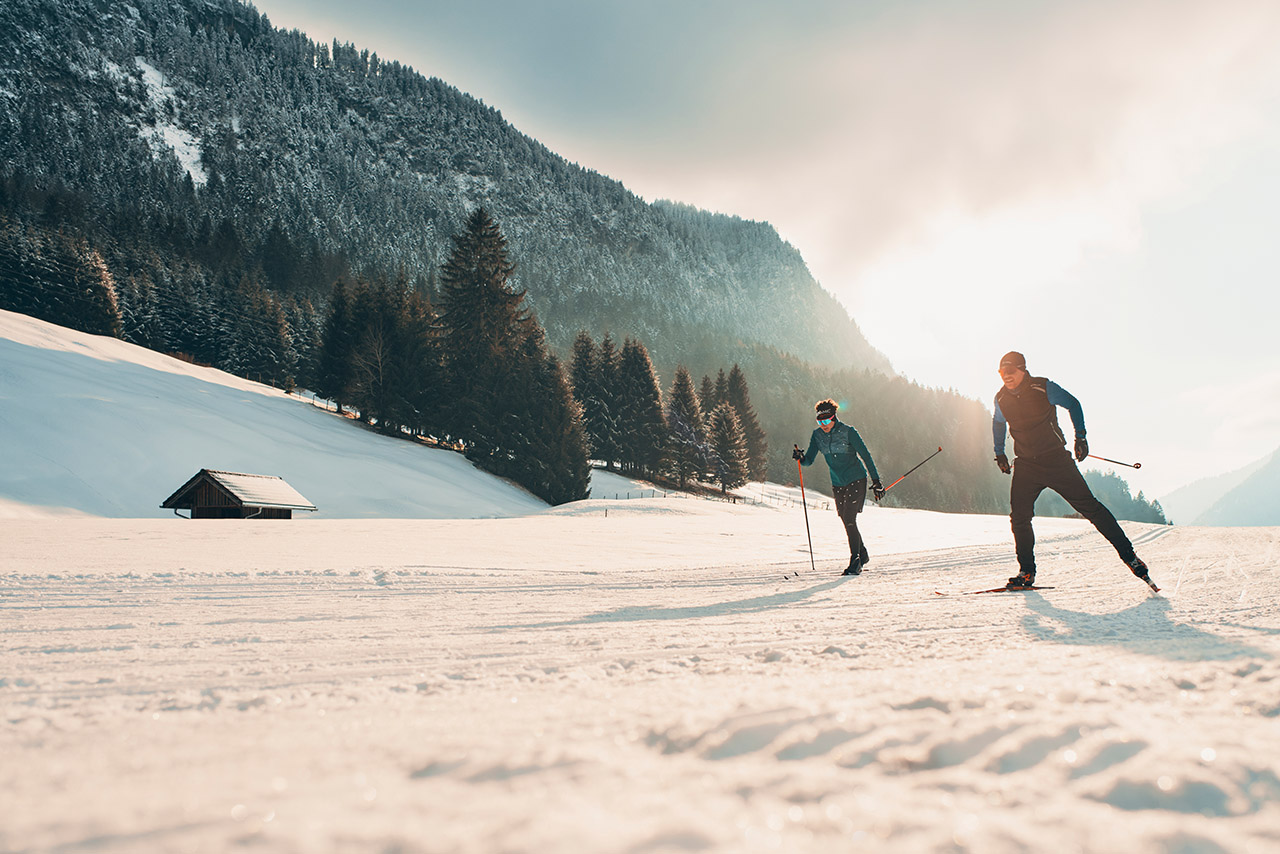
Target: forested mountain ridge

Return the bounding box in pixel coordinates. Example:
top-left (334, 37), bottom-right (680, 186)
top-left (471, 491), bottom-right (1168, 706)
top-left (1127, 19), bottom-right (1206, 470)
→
top-left (3, 0), bottom-right (1086, 513)
top-left (0, 0), bottom-right (886, 372)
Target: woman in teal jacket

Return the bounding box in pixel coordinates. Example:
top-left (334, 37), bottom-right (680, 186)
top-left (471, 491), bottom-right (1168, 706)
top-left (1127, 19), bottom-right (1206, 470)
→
top-left (793, 398), bottom-right (884, 575)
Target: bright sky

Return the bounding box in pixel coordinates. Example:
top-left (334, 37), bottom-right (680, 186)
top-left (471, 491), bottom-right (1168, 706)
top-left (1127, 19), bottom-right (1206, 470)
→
top-left (251, 0), bottom-right (1280, 498)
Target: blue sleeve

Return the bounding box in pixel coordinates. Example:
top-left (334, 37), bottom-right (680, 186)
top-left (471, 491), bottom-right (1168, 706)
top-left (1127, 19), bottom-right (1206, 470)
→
top-left (1046, 381), bottom-right (1086, 438)
top-left (992, 397), bottom-right (1007, 454)
top-left (800, 431), bottom-right (819, 466)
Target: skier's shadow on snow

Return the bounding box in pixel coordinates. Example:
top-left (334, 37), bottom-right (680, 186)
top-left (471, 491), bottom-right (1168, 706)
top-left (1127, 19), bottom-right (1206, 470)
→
top-left (491, 578), bottom-right (846, 630)
top-left (1019, 594), bottom-right (1271, 661)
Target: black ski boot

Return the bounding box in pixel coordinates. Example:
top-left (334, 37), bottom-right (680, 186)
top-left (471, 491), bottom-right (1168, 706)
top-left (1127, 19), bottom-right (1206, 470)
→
top-left (843, 557), bottom-right (863, 576)
top-left (1006, 569), bottom-right (1036, 589)
top-left (1126, 556), bottom-right (1159, 591)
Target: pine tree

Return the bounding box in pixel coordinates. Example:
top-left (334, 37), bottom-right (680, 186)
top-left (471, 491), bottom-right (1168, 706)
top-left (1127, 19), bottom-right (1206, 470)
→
top-left (212, 274), bottom-right (291, 387)
top-left (248, 282), bottom-right (292, 387)
top-left (259, 220), bottom-right (302, 293)
top-left (347, 279), bottom-right (404, 431)
top-left (708, 402), bottom-right (750, 493)
top-left (537, 350), bottom-right (592, 504)
top-left (698, 374), bottom-right (717, 417)
top-left (503, 329), bottom-right (591, 504)
top-left (117, 273), bottom-right (164, 351)
top-left (285, 296), bottom-right (323, 393)
top-left (617, 337), bottom-right (667, 477)
top-left (397, 282), bottom-right (444, 438)
top-left (568, 329), bottom-right (599, 459)
top-left (726, 364), bottom-right (768, 482)
top-left (665, 365), bottom-right (709, 488)
top-left (434, 208), bottom-right (587, 501)
top-left (593, 332), bottom-right (623, 470)
top-left (316, 275), bottom-right (356, 413)
top-left (155, 267), bottom-right (201, 362)
top-left (713, 368), bottom-right (730, 412)
top-left (69, 242), bottom-right (122, 338)
top-left (436, 206), bottom-right (530, 452)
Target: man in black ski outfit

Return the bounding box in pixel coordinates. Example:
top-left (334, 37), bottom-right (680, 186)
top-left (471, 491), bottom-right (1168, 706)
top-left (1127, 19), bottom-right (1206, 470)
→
top-left (992, 351), bottom-right (1153, 589)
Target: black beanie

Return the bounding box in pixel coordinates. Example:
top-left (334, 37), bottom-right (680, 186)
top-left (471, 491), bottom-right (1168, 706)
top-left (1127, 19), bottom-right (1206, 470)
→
top-left (999, 351), bottom-right (1026, 372)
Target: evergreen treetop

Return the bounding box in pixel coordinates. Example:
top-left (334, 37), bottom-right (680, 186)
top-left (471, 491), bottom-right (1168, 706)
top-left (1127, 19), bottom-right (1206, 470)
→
top-left (665, 365), bottom-right (709, 488)
top-left (617, 337), bottom-right (666, 478)
top-left (726, 363), bottom-right (768, 481)
top-left (708, 402), bottom-right (750, 494)
top-left (437, 206), bottom-right (531, 448)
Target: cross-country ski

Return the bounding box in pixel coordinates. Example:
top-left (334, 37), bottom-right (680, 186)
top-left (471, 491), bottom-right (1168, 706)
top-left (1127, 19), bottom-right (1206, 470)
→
top-left (935, 584), bottom-right (1057, 595)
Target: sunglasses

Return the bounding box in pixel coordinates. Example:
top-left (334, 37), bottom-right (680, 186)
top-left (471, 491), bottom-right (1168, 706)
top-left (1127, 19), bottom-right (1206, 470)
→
top-left (817, 417), bottom-right (834, 426)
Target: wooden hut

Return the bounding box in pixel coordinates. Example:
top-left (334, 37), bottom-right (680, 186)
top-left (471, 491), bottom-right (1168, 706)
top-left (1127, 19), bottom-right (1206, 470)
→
top-left (161, 469), bottom-right (317, 519)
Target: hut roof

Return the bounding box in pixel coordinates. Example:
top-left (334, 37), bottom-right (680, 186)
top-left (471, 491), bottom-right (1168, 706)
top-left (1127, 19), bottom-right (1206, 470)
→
top-left (161, 469), bottom-right (317, 511)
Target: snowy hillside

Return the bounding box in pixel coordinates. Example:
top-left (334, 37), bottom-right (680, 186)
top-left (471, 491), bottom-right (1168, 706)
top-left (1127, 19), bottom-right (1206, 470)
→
top-left (2, 310), bottom-right (1278, 852)
top-left (0, 309), bottom-right (551, 519)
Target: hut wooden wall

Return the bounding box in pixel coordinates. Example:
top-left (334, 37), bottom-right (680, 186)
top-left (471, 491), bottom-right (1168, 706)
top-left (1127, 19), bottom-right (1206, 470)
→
top-left (189, 480), bottom-right (237, 510)
top-left (191, 505), bottom-right (293, 519)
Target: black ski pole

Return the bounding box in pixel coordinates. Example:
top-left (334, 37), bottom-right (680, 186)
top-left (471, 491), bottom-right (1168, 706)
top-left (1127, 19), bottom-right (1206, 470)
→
top-left (882, 446), bottom-right (944, 495)
top-left (795, 446), bottom-right (816, 574)
top-left (1087, 454), bottom-right (1141, 469)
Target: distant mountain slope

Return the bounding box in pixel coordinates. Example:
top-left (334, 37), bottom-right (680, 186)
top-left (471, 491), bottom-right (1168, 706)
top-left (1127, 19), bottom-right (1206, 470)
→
top-left (1, 0), bottom-right (1032, 510)
top-left (1193, 447), bottom-right (1280, 527)
top-left (1159, 452), bottom-right (1272, 525)
top-left (0, 0), bottom-right (888, 372)
top-left (0, 309), bottom-right (547, 518)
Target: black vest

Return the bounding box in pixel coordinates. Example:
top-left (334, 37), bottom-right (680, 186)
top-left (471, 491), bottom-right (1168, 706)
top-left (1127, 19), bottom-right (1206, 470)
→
top-left (996, 376), bottom-right (1068, 460)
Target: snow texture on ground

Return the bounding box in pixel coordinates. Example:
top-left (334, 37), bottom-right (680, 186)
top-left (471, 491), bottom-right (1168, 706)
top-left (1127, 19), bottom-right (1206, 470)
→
top-left (2, 310), bottom-right (1278, 853)
top-left (2, 515), bottom-right (1277, 853)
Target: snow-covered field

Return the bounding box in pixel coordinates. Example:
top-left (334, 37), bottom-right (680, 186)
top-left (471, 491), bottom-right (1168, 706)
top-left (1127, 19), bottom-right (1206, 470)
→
top-left (4, 512), bottom-right (1278, 853)
top-left (2, 311), bottom-right (1279, 853)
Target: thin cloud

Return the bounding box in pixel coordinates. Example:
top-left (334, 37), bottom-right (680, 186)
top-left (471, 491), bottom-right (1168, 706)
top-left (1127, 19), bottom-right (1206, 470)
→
top-left (662, 0), bottom-right (1280, 287)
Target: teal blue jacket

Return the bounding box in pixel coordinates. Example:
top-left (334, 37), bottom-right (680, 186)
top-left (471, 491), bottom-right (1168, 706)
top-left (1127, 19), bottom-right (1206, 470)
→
top-left (801, 419), bottom-right (879, 487)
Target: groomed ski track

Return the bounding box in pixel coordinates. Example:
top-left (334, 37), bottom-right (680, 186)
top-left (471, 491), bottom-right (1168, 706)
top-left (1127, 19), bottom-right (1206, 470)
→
top-left (4, 519), bottom-right (1277, 853)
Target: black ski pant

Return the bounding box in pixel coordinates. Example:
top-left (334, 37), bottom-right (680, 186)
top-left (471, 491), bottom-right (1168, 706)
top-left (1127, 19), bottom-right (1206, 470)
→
top-left (832, 478), bottom-right (869, 563)
top-left (1010, 451), bottom-right (1136, 574)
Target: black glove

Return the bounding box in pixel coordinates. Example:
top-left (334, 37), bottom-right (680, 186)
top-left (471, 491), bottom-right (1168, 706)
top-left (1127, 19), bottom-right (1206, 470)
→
top-left (792, 446), bottom-right (804, 462)
top-left (995, 454), bottom-right (1011, 475)
top-left (872, 479), bottom-right (885, 501)
top-left (1075, 437), bottom-right (1088, 462)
